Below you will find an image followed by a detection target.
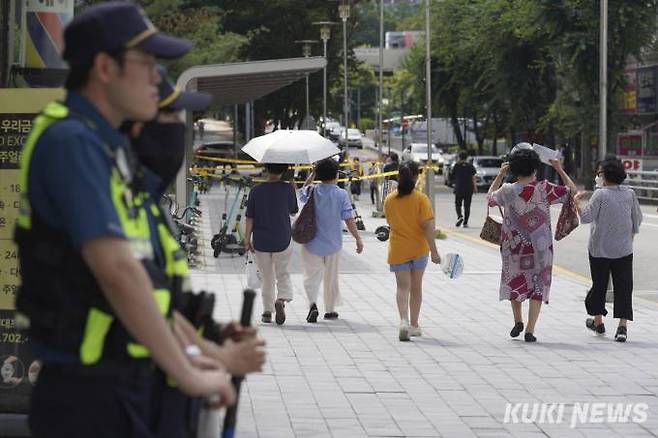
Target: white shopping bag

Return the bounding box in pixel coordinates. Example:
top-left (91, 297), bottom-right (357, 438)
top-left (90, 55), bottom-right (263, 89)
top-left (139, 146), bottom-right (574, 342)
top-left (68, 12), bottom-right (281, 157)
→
top-left (440, 253), bottom-right (464, 280)
top-left (245, 253), bottom-right (262, 290)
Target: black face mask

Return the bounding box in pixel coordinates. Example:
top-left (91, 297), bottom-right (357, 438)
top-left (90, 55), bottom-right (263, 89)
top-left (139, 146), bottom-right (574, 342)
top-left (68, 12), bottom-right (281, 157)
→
top-left (132, 121), bottom-right (186, 186)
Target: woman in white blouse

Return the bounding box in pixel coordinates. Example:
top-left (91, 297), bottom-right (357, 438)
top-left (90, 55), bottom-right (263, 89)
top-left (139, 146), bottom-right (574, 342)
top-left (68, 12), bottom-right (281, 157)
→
top-left (575, 157), bottom-right (643, 342)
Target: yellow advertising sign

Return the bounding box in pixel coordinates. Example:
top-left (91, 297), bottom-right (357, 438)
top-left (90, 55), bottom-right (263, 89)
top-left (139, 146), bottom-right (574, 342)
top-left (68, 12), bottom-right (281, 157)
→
top-left (0, 88), bottom-right (63, 413)
top-left (0, 89), bottom-right (63, 311)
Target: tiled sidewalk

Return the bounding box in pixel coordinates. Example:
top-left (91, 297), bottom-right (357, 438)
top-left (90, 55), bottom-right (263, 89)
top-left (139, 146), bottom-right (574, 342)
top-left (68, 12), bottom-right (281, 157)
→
top-left (190, 186), bottom-right (658, 438)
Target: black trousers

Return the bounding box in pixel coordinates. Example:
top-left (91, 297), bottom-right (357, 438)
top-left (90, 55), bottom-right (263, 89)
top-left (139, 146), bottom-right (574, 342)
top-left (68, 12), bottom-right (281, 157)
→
top-left (29, 364), bottom-right (157, 438)
top-left (586, 253), bottom-right (634, 321)
top-left (29, 364), bottom-right (198, 438)
top-left (454, 192), bottom-right (473, 224)
top-left (370, 185), bottom-right (376, 204)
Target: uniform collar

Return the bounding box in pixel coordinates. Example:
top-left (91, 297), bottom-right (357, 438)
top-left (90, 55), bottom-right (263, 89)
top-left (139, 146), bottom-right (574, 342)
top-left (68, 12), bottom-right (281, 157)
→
top-left (65, 91), bottom-right (127, 150)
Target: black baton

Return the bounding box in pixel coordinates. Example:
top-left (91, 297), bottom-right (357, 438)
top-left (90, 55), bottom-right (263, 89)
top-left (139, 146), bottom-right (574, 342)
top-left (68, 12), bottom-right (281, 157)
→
top-left (221, 289), bottom-right (256, 438)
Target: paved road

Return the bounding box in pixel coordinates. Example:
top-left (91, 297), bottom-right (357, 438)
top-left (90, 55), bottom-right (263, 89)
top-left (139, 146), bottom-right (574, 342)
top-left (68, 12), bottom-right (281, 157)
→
top-left (192, 185), bottom-right (658, 438)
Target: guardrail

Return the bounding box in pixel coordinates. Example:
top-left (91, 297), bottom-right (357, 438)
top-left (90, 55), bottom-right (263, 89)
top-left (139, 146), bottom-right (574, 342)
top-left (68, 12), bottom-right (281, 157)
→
top-left (625, 170), bottom-right (658, 201)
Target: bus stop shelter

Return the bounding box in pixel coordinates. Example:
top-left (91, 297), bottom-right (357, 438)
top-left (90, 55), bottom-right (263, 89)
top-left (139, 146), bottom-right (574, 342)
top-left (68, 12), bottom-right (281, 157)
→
top-left (175, 56), bottom-right (327, 205)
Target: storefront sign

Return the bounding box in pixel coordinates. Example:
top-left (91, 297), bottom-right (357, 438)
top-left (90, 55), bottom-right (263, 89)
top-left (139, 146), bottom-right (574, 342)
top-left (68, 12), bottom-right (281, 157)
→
top-left (0, 88), bottom-right (63, 413)
top-left (636, 67), bottom-right (657, 114)
top-left (621, 158), bottom-right (643, 172)
top-left (617, 132), bottom-right (643, 157)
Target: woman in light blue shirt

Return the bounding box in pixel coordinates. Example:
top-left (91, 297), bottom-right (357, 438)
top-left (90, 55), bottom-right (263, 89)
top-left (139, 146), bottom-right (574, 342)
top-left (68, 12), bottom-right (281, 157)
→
top-left (576, 157), bottom-right (642, 342)
top-left (299, 158), bottom-right (364, 323)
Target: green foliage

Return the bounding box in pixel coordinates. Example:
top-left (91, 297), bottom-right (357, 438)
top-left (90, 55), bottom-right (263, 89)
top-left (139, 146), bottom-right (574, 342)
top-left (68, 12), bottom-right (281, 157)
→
top-left (351, 1), bottom-right (422, 47)
top-left (152, 6), bottom-right (247, 79)
top-left (360, 117), bottom-right (375, 130)
top-left (434, 229), bottom-right (447, 240)
top-left (394, 0), bottom-right (658, 159)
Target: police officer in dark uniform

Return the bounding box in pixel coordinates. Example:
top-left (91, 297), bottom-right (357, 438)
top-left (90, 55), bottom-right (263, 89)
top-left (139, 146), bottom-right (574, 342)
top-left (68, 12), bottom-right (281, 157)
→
top-left (14, 3), bottom-right (235, 437)
top-left (123, 67), bottom-right (267, 436)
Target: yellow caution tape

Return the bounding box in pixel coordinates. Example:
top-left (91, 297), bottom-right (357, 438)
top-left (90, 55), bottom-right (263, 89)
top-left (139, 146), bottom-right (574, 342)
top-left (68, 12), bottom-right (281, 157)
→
top-left (194, 154), bottom-right (384, 169)
top-left (193, 169), bottom-right (402, 184)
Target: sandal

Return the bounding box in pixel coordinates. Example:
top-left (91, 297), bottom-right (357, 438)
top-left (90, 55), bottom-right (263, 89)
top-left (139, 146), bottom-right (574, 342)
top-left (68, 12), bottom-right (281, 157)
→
top-left (586, 318), bottom-right (605, 335)
top-left (510, 321), bottom-right (524, 338)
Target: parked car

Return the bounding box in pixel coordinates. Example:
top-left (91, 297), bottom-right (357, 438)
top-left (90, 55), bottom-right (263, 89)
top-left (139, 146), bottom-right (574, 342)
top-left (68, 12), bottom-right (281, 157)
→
top-left (328, 125), bottom-right (344, 142)
top-left (444, 157), bottom-right (457, 187)
top-left (444, 155), bottom-right (503, 188)
top-left (401, 143), bottom-right (445, 174)
top-left (338, 128), bottom-right (363, 149)
top-left (472, 156), bottom-right (503, 188)
top-left (324, 121), bottom-right (341, 138)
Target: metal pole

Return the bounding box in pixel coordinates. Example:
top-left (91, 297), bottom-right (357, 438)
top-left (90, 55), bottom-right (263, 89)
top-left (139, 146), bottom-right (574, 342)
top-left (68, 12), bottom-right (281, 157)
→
top-left (251, 101), bottom-right (255, 139)
top-left (233, 104), bottom-right (238, 157)
top-left (357, 88), bottom-right (361, 128)
top-left (424, 0), bottom-right (434, 202)
top-left (305, 75), bottom-right (310, 122)
top-left (378, 0), bottom-right (384, 155)
top-left (343, 16), bottom-right (349, 142)
top-left (245, 102), bottom-right (251, 142)
top-left (375, 0), bottom-right (384, 213)
top-left (599, 0), bottom-right (608, 161)
top-left (323, 39), bottom-right (328, 135)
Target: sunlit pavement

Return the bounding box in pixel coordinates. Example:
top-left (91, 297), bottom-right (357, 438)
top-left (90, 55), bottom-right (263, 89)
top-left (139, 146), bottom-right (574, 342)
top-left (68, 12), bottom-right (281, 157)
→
top-left (190, 182), bottom-right (658, 438)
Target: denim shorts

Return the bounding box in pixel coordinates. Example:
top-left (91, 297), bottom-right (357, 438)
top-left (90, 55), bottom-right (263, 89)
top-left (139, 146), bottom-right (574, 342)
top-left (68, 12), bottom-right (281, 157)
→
top-left (389, 255), bottom-right (429, 272)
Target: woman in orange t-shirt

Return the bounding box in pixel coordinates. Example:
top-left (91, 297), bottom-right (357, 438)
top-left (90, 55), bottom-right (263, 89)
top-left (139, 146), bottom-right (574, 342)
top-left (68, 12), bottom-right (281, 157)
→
top-left (384, 161), bottom-right (442, 342)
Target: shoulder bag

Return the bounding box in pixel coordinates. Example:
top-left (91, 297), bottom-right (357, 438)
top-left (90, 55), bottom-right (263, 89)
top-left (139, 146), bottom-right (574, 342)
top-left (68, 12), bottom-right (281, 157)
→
top-left (292, 187), bottom-right (317, 244)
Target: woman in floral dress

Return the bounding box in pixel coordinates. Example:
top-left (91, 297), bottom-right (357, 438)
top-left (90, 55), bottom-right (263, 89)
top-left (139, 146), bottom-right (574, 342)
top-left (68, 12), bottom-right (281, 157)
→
top-left (488, 147), bottom-right (577, 342)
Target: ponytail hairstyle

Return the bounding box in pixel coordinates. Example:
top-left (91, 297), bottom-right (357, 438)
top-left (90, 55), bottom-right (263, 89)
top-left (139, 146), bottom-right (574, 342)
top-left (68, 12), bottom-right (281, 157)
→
top-left (397, 161), bottom-right (420, 197)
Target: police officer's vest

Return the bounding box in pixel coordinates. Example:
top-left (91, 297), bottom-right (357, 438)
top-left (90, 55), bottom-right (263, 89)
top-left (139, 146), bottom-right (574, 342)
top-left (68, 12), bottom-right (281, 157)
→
top-left (14, 101), bottom-right (189, 366)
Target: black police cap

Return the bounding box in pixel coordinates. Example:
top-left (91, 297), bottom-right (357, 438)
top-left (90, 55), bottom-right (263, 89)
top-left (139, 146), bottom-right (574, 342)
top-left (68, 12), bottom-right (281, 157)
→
top-left (156, 65), bottom-right (211, 111)
top-left (63, 2), bottom-right (192, 65)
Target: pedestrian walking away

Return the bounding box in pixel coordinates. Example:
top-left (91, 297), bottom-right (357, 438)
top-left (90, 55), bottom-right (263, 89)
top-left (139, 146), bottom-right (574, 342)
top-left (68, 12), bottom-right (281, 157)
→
top-left (368, 162), bottom-right (379, 205)
top-left (244, 163), bottom-right (299, 325)
top-left (350, 157), bottom-right (364, 201)
top-left (575, 157), bottom-right (642, 342)
top-left (487, 146), bottom-right (577, 343)
top-left (384, 161), bottom-right (441, 341)
top-left (13, 4), bottom-right (239, 436)
top-left (299, 159), bottom-right (364, 322)
top-left (453, 151), bottom-right (477, 228)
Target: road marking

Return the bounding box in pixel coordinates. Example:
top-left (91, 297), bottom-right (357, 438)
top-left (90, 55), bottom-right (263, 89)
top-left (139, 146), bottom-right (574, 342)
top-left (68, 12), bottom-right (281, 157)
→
top-left (444, 228), bottom-right (591, 285)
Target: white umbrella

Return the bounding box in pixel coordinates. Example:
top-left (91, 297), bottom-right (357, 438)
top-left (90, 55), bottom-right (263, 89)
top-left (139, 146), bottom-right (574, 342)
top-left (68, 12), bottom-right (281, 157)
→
top-left (241, 130), bottom-right (340, 164)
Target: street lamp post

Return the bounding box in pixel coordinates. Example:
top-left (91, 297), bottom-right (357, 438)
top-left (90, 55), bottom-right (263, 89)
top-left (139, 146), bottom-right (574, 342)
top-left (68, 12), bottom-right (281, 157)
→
top-left (599, 0), bottom-right (608, 161)
top-left (338, 1), bottom-right (350, 146)
top-left (424, 0), bottom-right (434, 203)
top-left (373, 0), bottom-right (384, 215)
top-left (312, 21), bottom-right (336, 136)
top-left (295, 40), bottom-right (318, 129)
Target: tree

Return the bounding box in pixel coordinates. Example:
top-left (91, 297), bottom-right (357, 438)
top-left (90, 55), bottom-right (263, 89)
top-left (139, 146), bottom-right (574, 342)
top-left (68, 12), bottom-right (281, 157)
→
top-left (218, 0), bottom-right (374, 132)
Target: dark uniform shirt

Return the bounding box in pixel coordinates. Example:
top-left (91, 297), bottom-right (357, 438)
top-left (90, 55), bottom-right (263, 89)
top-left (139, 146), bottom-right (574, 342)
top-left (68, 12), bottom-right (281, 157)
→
top-left (28, 92), bottom-right (162, 362)
top-left (30, 92), bottom-right (127, 248)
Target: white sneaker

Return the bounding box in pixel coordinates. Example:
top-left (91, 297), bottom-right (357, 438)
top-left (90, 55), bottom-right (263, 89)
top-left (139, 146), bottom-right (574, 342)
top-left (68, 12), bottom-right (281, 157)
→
top-left (399, 322), bottom-right (410, 342)
top-left (409, 326), bottom-right (422, 337)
